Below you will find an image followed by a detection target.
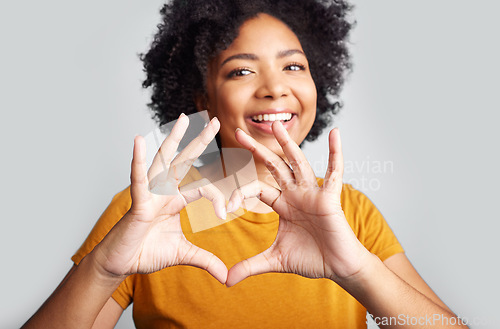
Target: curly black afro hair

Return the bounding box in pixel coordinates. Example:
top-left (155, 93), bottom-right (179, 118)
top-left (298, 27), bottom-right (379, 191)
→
top-left (142, 0), bottom-right (353, 143)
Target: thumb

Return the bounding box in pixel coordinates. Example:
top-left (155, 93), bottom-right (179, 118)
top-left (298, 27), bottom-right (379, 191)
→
top-left (178, 242), bottom-right (228, 284)
top-left (130, 135), bottom-right (150, 206)
top-left (226, 248), bottom-right (280, 287)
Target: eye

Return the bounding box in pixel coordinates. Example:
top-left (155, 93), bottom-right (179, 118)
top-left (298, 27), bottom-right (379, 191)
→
top-left (227, 67), bottom-right (253, 78)
top-left (284, 62), bottom-right (306, 71)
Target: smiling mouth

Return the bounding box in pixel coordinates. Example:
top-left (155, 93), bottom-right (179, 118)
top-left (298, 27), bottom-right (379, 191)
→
top-left (251, 113), bottom-right (294, 124)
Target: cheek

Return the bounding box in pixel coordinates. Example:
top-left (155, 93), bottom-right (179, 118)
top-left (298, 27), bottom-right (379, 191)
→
top-left (215, 85), bottom-right (241, 115)
top-left (212, 87), bottom-right (245, 140)
top-left (298, 81), bottom-right (317, 136)
top-left (299, 81), bottom-right (317, 115)
top-left (306, 79), bottom-right (318, 107)
top-left (215, 85), bottom-right (252, 124)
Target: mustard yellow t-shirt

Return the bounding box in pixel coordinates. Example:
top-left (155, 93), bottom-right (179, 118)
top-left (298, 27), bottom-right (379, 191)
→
top-left (72, 171), bottom-right (403, 328)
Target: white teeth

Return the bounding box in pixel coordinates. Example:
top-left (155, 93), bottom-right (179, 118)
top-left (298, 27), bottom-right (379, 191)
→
top-left (252, 113), bottom-right (293, 122)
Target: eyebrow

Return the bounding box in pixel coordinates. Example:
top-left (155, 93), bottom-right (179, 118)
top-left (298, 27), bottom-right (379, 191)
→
top-left (220, 53), bottom-right (258, 68)
top-left (220, 49), bottom-right (306, 68)
top-left (277, 49), bottom-right (305, 58)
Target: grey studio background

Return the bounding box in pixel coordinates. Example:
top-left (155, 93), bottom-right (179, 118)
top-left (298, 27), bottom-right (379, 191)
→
top-left (1, 0), bottom-right (498, 328)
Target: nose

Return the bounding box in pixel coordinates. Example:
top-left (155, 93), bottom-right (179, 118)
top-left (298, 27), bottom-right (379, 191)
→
top-left (255, 71), bottom-right (290, 99)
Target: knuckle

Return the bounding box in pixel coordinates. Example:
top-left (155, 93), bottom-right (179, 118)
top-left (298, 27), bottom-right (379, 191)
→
top-left (131, 174), bottom-right (147, 186)
top-left (279, 136), bottom-right (290, 147)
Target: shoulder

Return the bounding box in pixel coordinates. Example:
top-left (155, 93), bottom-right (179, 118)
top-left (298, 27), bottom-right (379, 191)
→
top-left (72, 186), bottom-right (132, 265)
top-left (105, 186), bottom-right (132, 217)
top-left (93, 185), bottom-right (132, 233)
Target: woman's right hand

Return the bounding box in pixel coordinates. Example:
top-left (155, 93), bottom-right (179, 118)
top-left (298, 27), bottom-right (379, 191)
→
top-left (91, 114), bottom-right (228, 284)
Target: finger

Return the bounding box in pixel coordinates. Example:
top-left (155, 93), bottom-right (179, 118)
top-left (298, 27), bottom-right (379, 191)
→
top-left (235, 128), bottom-right (295, 189)
top-left (167, 117), bottom-right (220, 187)
top-left (148, 113), bottom-right (189, 180)
top-left (130, 135), bottom-right (150, 205)
top-left (323, 128), bottom-right (344, 192)
top-left (180, 179), bottom-right (227, 220)
top-left (226, 180), bottom-right (281, 213)
top-left (271, 121), bottom-right (317, 186)
top-left (179, 242), bottom-right (228, 284)
top-left (226, 248), bottom-right (280, 287)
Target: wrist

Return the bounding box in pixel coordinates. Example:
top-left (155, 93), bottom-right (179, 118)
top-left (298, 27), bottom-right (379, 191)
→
top-left (84, 249), bottom-right (128, 286)
top-left (88, 211), bottom-right (138, 279)
top-left (333, 252), bottom-right (385, 295)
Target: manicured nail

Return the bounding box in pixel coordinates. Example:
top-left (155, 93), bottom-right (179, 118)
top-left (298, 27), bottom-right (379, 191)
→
top-left (180, 113), bottom-right (186, 118)
top-left (211, 117), bottom-right (219, 124)
top-left (235, 128), bottom-right (249, 137)
top-left (273, 120), bottom-right (286, 132)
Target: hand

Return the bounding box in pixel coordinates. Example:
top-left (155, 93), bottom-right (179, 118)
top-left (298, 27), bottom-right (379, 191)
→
top-left (225, 121), bottom-right (371, 287)
top-left (92, 114), bottom-right (228, 284)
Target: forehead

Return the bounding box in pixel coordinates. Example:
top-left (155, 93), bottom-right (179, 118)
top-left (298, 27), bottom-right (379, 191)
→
top-left (215, 13), bottom-right (304, 65)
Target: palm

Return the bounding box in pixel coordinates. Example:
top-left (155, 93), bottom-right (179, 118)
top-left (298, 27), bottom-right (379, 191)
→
top-left (253, 187), bottom-right (360, 279)
top-left (127, 193), bottom-right (225, 275)
top-left (120, 196), bottom-right (187, 275)
top-left (94, 115), bottom-right (228, 284)
top-left (226, 122), bottom-right (369, 286)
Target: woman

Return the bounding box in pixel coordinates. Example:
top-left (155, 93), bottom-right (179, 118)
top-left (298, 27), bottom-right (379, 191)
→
top-left (22, 0), bottom-right (467, 328)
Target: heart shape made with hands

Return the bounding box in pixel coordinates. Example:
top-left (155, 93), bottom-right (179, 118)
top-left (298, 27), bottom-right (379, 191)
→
top-left (127, 112), bottom-right (357, 287)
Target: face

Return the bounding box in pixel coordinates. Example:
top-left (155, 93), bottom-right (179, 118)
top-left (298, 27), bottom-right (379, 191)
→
top-left (202, 13), bottom-right (317, 157)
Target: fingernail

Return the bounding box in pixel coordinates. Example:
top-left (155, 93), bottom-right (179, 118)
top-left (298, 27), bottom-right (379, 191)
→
top-left (180, 113), bottom-right (186, 118)
top-left (235, 127), bottom-right (248, 135)
top-left (226, 201), bottom-right (233, 213)
top-left (221, 208), bottom-right (227, 220)
top-left (211, 117), bottom-right (219, 124)
top-left (274, 120), bottom-right (286, 133)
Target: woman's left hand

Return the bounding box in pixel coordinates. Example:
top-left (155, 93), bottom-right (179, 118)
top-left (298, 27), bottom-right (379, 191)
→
top-left (225, 121), bottom-right (373, 287)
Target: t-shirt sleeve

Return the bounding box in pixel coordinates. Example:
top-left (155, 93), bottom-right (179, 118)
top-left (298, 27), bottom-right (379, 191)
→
top-left (341, 184), bottom-right (404, 261)
top-left (71, 186), bottom-right (135, 309)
